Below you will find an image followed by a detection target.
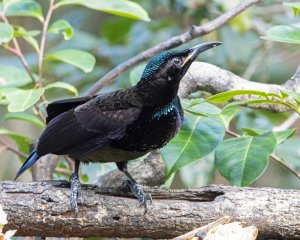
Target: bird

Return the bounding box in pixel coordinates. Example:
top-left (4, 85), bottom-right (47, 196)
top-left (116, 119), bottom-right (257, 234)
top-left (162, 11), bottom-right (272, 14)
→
top-left (15, 41), bottom-right (221, 213)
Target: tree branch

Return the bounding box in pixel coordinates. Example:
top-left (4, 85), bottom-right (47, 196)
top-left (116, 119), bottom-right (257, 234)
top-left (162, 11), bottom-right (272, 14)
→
top-left (87, 0), bottom-right (261, 95)
top-left (179, 62), bottom-right (299, 112)
top-left (0, 140), bottom-right (27, 159)
top-left (1, 181), bottom-right (299, 239)
top-left (38, 0), bottom-right (55, 88)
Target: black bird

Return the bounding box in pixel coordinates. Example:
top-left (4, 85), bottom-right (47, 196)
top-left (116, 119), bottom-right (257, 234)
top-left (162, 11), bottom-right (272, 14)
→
top-left (15, 41), bottom-right (221, 213)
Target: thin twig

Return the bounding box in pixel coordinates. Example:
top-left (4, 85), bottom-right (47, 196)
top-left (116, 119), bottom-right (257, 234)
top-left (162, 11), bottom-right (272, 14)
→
top-left (226, 129), bottom-right (240, 138)
top-left (55, 167), bottom-right (72, 176)
top-left (270, 154), bottom-right (300, 179)
top-left (38, 0), bottom-right (55, 88)
top-left (0, 139), bottom-right (27, 158)
top-left (33, 106), bottom-right (46, 123)
top-left (64, 155), bottom-right (75, 172)
top-left (87, 0), bottom-right (261, 95)
top-left (226, 130), bottom-right (300, 180)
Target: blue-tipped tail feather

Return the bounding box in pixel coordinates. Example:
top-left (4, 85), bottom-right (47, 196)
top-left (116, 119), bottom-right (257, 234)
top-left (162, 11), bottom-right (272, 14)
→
top-left (15, 151), bottom-right (39, 180)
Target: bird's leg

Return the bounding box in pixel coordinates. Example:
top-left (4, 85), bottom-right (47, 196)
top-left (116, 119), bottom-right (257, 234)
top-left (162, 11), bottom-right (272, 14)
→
top-left (117, 162), bottom-right (152, 214)
top-left (70, 159), bottom-right (83, 212)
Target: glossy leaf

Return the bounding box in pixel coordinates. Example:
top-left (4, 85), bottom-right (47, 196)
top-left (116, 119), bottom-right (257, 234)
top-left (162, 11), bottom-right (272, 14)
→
top-left (206, 90), bottom-right (268, 103)
top-left (182, 98), bottom-right (221, 115)
top-left (5, 88), bottom-right (45, 112)
top-left (161, 112), bottom-right (225, 179)
top-left (45, 81), bottom-right (78, 96)
top-left (56, 0), bottom-right (150, 22)
top-left (261, 25), bottom-right (300, 44)
top-left (241, 128), bottom-right (266, 136)
top-left (0, 22), bottom-right (14, 44)
top-left (48, 19), bottom-right (74, 40)
top-left (4, 112), bottom-right (45, 128)
top-left (46, 49), bottom-right (96, 73)
top-left (242, 128), bottom-right (296, 145)
top-left (0, 128), bottom-right (31, 154)
top-left (215, 133), bottom-right (277, 186)
top-left (4, 0), bottom-right (44, 21)
top-left (0, 65), bottom-right (33, 87)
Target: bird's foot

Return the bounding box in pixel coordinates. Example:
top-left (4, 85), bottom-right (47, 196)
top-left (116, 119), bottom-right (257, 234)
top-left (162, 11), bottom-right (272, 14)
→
top-left (123, 180), bottom-right (152, 214)
top-left (70, 173), bottom-right (83, 213)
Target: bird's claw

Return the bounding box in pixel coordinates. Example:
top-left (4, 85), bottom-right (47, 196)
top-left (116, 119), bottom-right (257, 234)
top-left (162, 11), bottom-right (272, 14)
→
top-left (124, 180), bottom-right (152, 214)
top-left (195, 230), bottom-right (207, 239)
top-left (70, 173), bottom-right (83, 213)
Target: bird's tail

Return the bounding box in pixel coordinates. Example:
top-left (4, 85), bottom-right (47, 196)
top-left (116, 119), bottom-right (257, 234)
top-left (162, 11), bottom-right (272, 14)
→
top-left (15, 150), bottom-right (40, 180)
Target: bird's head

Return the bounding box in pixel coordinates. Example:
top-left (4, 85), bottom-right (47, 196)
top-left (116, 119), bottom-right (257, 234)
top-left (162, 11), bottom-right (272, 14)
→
top-left (136, 41), bottom-right (222, 106)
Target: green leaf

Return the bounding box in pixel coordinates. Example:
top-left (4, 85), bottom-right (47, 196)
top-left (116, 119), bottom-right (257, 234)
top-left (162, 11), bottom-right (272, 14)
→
top-left (5, 88), bottom-right (45, 112)
top-left (14, 27), bottom-right (40, 52)
top-left (219, 104), bottom-right (240, 129)
top-left (55, 0), bottom-right (150, 22)
top-left (2, 0), bottom-right (22, 7)
top-left (182, 98), bottom-right (221, 115)
top-left (279, 90), bottom-right (289, 99)
top-left (283, 2), bottom-right (300, 16)
top-left (4, 0), bottom-right (44, 21)
top-left (261, 25), bottom-right (300, 44)
top-left (46, 49), bottom-right (96, 73)
top-left (242, 128), bottom-right (296, 145)
top-left (241, 128), bottom-right (266, 136)
top-left (14, 27), bottom-right (40, 37)
top-left (48, 19), bottom-right (74, 40)
top-left (45, 81), bottom-right (78, 96)
top-left (215, 133), bottom-right (277, 186)
top-left (24, 35), bottom-right (39, 52)
top-left (161, 112), bottom-right (225, 179)
top-left (4, 112), bottom-right (45, 128)
top-left (207, 90), bottom-right (269, 103)
top-left (281, 90), bottom-right (300, 104)
top-left (0, 22), bottom-right (14, 44)
top-left (273, 128), bottom-right (296, 144)
top-left (275, 137), bottom-right (300, 172)
top-left (0, 128), bottom-right (31, 154)
top-left (0, 65), bottom-right (33, 87)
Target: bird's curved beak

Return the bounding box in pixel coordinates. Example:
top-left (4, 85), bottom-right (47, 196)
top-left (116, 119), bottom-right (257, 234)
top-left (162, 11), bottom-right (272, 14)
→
top-left (181, 41), bottom-right (222, 67)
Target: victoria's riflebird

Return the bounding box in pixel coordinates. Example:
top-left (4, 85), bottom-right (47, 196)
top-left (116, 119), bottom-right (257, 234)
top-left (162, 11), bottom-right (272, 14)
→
top-left (15, 41), bottom-right (221, 213)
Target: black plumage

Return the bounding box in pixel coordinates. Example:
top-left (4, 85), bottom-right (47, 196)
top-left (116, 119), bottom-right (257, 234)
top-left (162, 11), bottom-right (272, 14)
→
top-left (16, 41), bottom-right (221, 213)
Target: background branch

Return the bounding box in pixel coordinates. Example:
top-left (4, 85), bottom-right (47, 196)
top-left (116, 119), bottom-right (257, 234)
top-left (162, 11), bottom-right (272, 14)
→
top-left (1, 181), bottom-right (299, 239)
top-left (87, 0), bottom-right (261, 95)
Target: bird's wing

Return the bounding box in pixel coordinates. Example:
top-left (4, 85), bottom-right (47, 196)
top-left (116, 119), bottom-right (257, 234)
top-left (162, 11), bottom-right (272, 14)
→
top-left (37, 103), bottom-right (141, 158)
top-left (46, 95), bottom-right (96, 123)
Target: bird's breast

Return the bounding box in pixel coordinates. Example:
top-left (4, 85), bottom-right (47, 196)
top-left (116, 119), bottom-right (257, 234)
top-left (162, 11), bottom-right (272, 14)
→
top-left (111, 98), bottom-right (184, 152)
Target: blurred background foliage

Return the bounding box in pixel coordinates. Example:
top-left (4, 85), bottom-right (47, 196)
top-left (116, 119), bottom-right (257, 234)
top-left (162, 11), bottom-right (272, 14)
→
top-left (0, 0), bottom-right (299, 190)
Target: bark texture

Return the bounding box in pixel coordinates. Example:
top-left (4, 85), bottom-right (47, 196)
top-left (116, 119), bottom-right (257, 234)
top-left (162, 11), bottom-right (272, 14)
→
top-left (1, 181), bottom-right (299, 239)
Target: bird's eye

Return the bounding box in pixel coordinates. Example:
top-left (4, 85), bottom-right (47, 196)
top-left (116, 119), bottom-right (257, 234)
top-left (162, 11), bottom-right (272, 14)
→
top-left (173, 57), bottom-right (182, 66)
